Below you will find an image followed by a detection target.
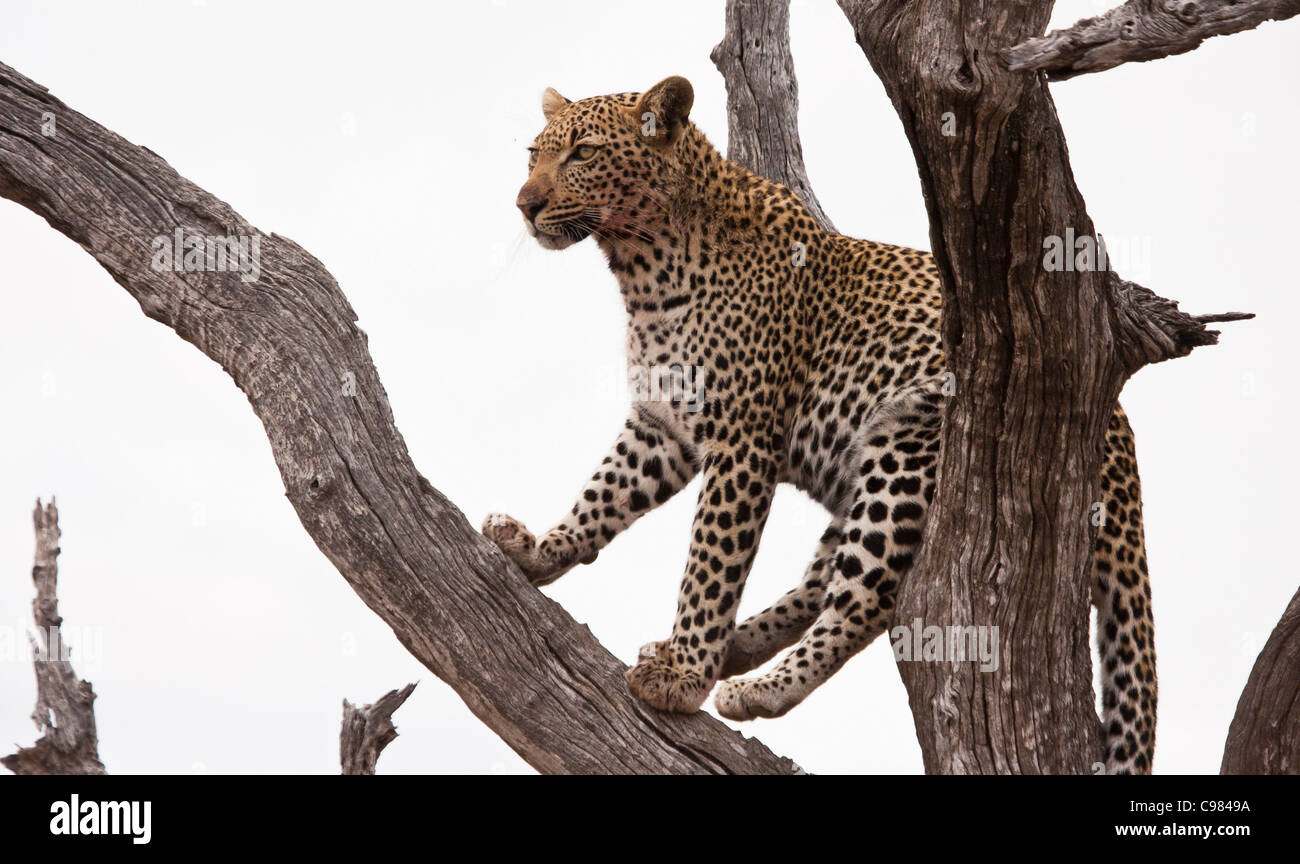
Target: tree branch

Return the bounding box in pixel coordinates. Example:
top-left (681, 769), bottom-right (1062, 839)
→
top-left (0, 62), bottom-right (799, 775)
top-left (2, 499), bottom-right (106, 775)
top-left (341, 683), bottom-right (416, 775)
top-left (711, 0), bottom-right (835, 231)
top-left (1221, 586), bottom-right (1300, 773)
top-left (1003, 0), bottom-right (1300, 81)
top-left (1110, 274), bottom-right (1254, 370)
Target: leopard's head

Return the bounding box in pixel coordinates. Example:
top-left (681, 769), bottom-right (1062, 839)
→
top-left (516, 76), bottom-right (694, 250)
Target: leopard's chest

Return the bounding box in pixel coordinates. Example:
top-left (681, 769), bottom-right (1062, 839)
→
top-left (623, 308), bottom-right (707, 449)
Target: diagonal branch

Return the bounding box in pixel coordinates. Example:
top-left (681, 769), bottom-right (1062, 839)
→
top-left (2, 499), bottom-right (106, 775)
top-left (0, 61), bottom-right (799, 775)
top-left (341, 683), bottom-right (417, 775)
top-left (1003, 0), bottom-right (1300, 81)
top-left (711, 0), bottom-right (835, 231)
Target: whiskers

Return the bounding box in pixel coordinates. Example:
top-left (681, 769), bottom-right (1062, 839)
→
top-left (593, 204), bottom-right (657, 241)
top-left (558, 218), bottom-right (591, 243)
top-left (509, 227), bottom-right (529, 260)
top-left (583, 208), bottom-right (653, 259)
top-left (493, 226), bottom-right (530, 274)
top-left (539, 189), bottom-right (672, 261)
top-left (628, 180), bottom-right (670, 217)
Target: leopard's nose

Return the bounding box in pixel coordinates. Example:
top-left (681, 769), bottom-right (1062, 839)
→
top-left (516, 189), bottom-right (547, 224)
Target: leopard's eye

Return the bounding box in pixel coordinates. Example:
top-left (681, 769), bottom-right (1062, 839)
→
top-left (527, 148), bottom-right (539, 168)
top-left (572, 144), bottom-right (598, 162)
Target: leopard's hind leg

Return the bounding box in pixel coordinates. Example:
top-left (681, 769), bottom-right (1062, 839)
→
top-left (720, 518), bottom-right (845, 678)
top-left (715, 413), bottom-right (935, 720)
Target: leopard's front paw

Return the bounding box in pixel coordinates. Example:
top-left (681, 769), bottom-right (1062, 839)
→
top-left (482, 513), bottom-right (548, 583)
top-left (482, 514), bottom-right (590, 586)
top-left (714, 676), bottom-right (795, 721)
top-left (626, 641), bottom-right (713, 713)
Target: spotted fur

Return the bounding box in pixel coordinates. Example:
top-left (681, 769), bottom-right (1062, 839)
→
top-left (483, 77), bottom-right (1156, 774)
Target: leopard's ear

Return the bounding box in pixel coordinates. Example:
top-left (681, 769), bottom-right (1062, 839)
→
top-left (542, 87), bottom-right (571, 121)
top-left (633, 76), bottom-right (693, 146)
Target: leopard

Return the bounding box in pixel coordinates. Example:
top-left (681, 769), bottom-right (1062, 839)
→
top-left (482, 76), bottom-right (1157, 774)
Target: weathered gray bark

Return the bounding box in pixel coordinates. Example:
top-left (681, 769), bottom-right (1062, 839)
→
top-left (1004, 0), bottom-right (1300, 81)
top-left (1222, 587), bottom-right (1300, 773)
top-left (837, 0), bottom-right (1246, 773)
top-left (0, 62), bottom-right (799, 776)
top-left (341, 683), bottom-right (417, 775)
top-left (711, 0), bottom-right (835, 231)
top-left (3, 1), bottom-right (1290, 776)
top-left (2, 500), bottom-right (106, 775)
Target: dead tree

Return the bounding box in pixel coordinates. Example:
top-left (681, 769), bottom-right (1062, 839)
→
top-left (3, 500), bottom-right (106, 775)
top-left (1, 0), bottom-right (1295, 773)
top-left (341, 683), bottom-right (417, 775)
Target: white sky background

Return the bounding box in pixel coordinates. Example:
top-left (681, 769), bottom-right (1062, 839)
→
top-left (0, 0), bottom-right (1296, 775)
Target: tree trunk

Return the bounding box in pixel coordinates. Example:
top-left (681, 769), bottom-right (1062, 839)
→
top-left (837, 0), bottom-right (1235, 773)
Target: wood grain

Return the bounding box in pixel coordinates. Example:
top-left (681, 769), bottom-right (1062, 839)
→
top-left (2, 500), bottom-right (106, 775)
top-left (341, 683), bottom-right (417, 775)
top-left (837, 0), bottom-right (1245, 773)
top-left (1004, 0), bottom-right (1300, 81)
top-left (1222, 588), bottom-right (1300, 773)
top-left (711, 0), bottom-right (835, 231)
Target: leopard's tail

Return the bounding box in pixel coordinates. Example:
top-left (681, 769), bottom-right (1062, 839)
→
top-left (1092, 405), bottom-right (1157, 774)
